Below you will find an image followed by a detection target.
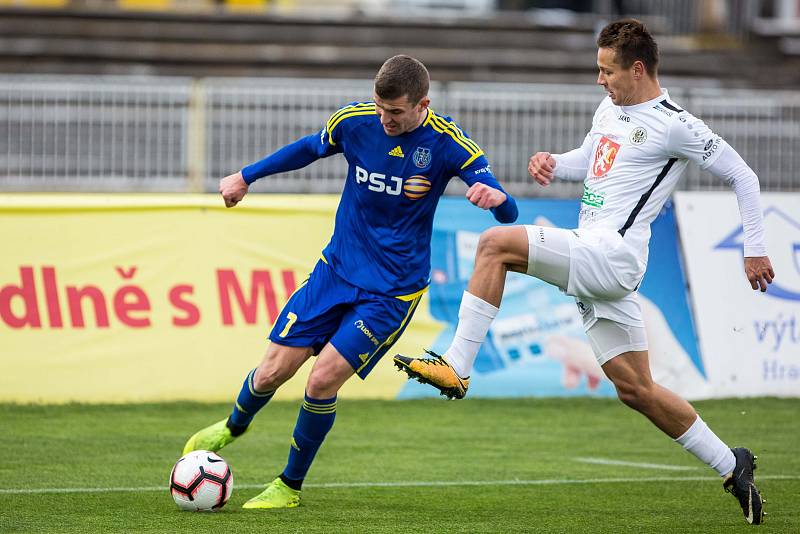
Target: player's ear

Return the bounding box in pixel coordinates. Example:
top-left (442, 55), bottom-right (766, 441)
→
top-left (417, 96), bottom-right (431, 111)
top-left (632, 61), bottom-right (644, 80)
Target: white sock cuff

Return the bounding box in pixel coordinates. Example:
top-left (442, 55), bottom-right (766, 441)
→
top-left (674, 415), bottom-right (703, 445)
top-left (460, 291), bottom-right (499, 319)
top-left (675, 415), bottom-right (735, 477)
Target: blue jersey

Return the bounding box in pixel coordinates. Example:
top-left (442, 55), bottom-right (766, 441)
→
top-left (242, 101), bottom-right (518, 297)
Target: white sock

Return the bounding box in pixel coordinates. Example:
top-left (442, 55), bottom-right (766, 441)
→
top-left (444, 291), bottom-right (499, 378)
top-left (674, 416), bottom-right (736, 477)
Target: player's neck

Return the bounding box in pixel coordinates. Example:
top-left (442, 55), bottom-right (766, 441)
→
top-left (407, 108), bottom-right (429, 134)
top-left (626, 80), bottom-right (662, 106)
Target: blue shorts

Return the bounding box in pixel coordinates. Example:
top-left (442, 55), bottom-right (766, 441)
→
top-left (268, 259), bottom-right (425, 379)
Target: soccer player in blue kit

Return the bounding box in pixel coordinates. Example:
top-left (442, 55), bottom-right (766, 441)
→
top-left (182, 55), bottom-right (519, 509)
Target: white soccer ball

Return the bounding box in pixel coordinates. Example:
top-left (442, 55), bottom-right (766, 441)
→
top-left (169, 450), bottom-right (233, 511)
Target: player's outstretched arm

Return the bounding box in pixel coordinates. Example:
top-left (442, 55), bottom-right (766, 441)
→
top-left (744, 256), bottom-right (775, 292)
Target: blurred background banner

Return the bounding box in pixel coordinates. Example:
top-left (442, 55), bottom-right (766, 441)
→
top-left (1, 0), bottom-right (799, 402)
top-left (0, 194), bottom-right (444, 402)
top-left (675, 192), bottom-right (800, 398)
top-left (401, 197), bottom-right (708, 400)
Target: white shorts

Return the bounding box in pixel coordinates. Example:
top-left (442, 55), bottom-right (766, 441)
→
top-left (585, 318), bottom-right (648, 366)
top-left (524, 225), bottom-right (649, 362)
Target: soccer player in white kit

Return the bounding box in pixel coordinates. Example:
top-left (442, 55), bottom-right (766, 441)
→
top-left (395, 19), bottom-right (774, 525)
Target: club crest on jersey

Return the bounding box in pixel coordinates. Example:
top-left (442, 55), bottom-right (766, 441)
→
top-left (629, 127), bottom-right (647, 145)
top-left (413, 147), bottom-right (431, 168)
top-left (592, 136), bottom-right (620, 177)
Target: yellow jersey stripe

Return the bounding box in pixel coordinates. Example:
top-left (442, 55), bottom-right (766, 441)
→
top-left (356, 293), bottom-right (423, 374)
top-left (327, 110), bottom-right (378, 145)
top-left (327, 106), bottom-right (377, 140)
top-left (460, 149), bottom-right (485, 170)
top-left (326, 102), bottom-right (375, 131)
top-left (428, 110), bottom-right (481, 153)
top-left (427, 116), bottom-right (484, 166)
top-left (430, 114), bottom-right (481, 154)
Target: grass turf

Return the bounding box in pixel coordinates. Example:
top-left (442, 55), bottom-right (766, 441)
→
top-left (1, 397), bottom-right (798, 533)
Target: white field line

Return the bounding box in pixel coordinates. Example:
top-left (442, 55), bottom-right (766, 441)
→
top-left (1, 475), bottom-right (798, 495)
top-left (573, 457), bottom-right (701, 471)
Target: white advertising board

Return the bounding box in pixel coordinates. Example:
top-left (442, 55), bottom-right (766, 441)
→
top-left (674, 192), bottom-right (800, 397)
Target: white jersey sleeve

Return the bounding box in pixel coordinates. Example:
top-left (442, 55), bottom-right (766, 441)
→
top-left (665, 112), bottom-right (727, 169)
top-left (705, 145), bottom-right (767, 257)
top-left (553, 133), bottom-right (593, 181)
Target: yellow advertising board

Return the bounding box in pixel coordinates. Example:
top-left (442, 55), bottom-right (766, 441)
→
top-left (0, 194), bottom-right (444, 403)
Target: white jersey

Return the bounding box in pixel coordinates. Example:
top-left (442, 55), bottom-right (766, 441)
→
top-left (554, 89), bottom-right (726, 267)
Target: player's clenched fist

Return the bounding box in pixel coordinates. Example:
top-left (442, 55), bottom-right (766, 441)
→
top-left (528, 152), bottom-right (556, 186)
top-left (219, 171), bottom-right (249, 208)
top-left (466, 182), bottom-right (507, 209)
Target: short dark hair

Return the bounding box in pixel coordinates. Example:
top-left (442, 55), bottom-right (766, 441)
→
top-left (374, 55), bottom-right (430, 105)
top-left (597, 19), bottom-right (659, 76)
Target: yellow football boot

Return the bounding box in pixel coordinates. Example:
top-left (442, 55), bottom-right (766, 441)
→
top-left (393, 350), bottom-right (470, 399)
top-left (182, 418), bottom-right (244, 455)
top-left (242, 477), bottom-right (301, 509)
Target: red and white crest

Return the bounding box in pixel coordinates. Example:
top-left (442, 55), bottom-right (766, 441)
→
top-left (592, 136), bottom-right (620, 177)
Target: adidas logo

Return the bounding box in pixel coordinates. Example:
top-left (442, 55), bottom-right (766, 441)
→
top-left (358, 352), bottom-right (370, 362)
top-left (388, 146), bottom-right (404, 158)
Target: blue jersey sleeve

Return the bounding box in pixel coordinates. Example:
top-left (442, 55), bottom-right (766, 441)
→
top-left (460, 155), bottom-right (519, 224)
top-left (241, 131), bottom-right (341, 185)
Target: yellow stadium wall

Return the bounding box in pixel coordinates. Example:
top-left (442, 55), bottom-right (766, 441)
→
top-left (0, 194), bottom-right (445, 403)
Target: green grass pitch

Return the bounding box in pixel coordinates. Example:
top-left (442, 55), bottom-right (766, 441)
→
top-left (1, 397), bottom-right (798, 533)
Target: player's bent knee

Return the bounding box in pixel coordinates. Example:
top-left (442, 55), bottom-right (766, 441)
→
top-left (305, 372), bottom-right (340, 399)
top-left (476, 226), bottom-right (527, 265)
top-left (613, 380), bottom-right (654, 410)
top-left (253, 363), bottom-right (290, 391)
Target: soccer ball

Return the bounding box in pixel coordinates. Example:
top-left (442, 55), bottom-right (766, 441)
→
top-left (169, 450), bottom-right (233, 511)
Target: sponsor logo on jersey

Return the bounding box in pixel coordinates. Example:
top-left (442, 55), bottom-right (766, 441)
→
top-left (354, 319), bottom-right (380, 346)
top-left (629, 127), bottom-right (647, 145)
top-left (403, 175), bottom-right (432, 200)
top-left (388, 146), bottom-right (404, 158)
top-left (702, 136), bottom-right (722, 161)
top-left (413, 146), bottom-right (431, 168)
top-left (592, 136), bottom-right (620, 177)
top-left (654, 104), bottom-right (673, 117)
top-left (355, 165), bottom-right (403, 196)
top-left (474, 164), bottom-right (491, 175)
top-left (618, 114), bottom-right (631, 122)
top-left (581, 185), bottom-right (605, 208)
top-left (320, 128), bottom-right (327, 144)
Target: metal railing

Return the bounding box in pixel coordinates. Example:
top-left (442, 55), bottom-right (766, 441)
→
top-left (2, 74), bottom-right (799, 197)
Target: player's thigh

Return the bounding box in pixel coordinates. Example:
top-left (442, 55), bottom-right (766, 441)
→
top-left (524, 225), bottom-right (572, 288)
top-left (586, 318), bottom-right (649, 370)
top-left (269, 259), bottom-right (357, 354)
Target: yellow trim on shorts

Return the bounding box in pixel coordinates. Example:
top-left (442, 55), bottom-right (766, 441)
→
top-left (394, 285), bottom-right (429, 301)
